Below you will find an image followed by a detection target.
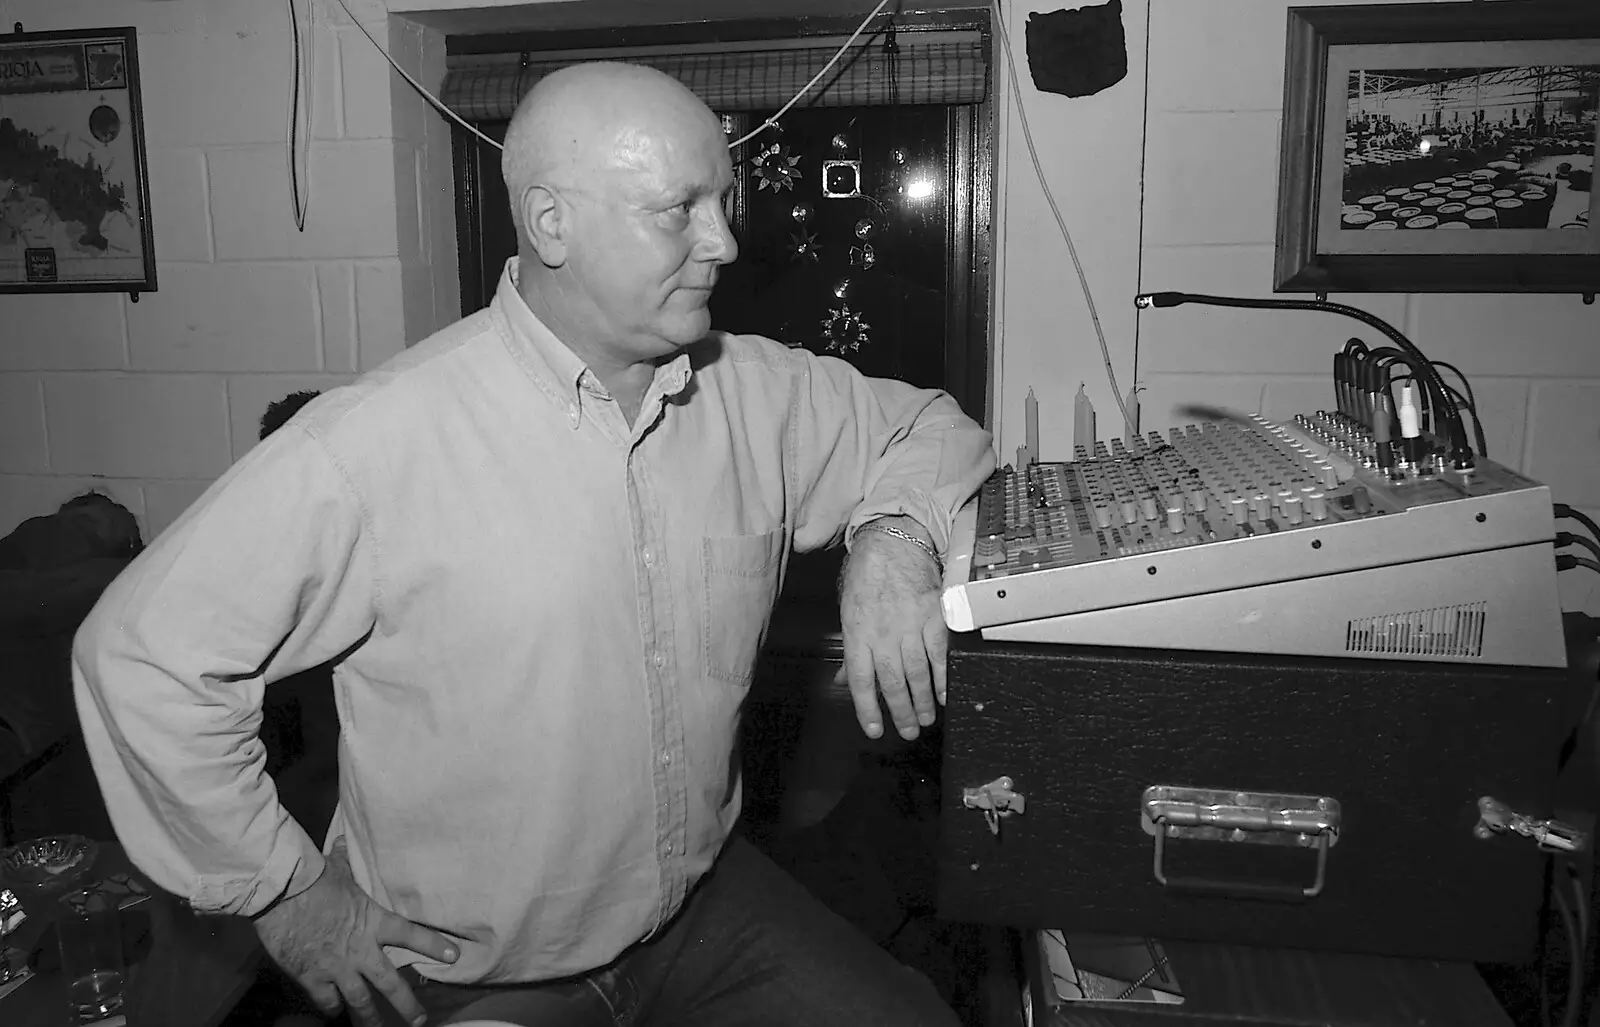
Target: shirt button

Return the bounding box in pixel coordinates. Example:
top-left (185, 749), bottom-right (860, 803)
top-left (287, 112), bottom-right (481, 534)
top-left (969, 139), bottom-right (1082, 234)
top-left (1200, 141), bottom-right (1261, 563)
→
top-left (665, 842), bottom-right (674, 856)
top-left (660, 752), bottom-right (671, 766)
top-left (642, 549), bottom-right (654, 566)
top-left (652, 652), bottom-right (665, 668)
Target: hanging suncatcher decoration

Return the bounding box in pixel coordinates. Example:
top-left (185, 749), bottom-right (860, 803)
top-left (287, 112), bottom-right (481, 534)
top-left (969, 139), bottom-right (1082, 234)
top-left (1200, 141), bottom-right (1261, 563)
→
top-left (821, 303), bottom-right (871, 354)
top-left (751, 142), bottom-right (802, 193)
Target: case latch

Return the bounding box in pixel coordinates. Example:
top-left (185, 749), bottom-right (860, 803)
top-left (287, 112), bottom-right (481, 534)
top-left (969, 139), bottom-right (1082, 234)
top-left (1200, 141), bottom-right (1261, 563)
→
top-left (1474, 796), bottom-right (1589, 853)
top-left (963, 776), bottom-right (1026, 836)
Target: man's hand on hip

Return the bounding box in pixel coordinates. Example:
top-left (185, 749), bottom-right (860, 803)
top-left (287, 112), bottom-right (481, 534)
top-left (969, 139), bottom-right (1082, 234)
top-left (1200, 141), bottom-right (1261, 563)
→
top-left (253, 836), bottom-right (459, 1027)
top-left (839, 516), bottom-right (946, 741)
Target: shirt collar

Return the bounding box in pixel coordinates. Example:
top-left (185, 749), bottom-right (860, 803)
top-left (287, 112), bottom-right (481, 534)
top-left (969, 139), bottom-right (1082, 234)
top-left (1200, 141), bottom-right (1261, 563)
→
top-left (491, 259), bottom-right (694, 421)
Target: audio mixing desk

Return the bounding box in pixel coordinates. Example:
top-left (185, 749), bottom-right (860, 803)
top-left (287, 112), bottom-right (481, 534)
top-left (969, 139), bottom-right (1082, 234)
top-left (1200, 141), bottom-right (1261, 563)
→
top-left (941, 412), bottom-right (1567, 667)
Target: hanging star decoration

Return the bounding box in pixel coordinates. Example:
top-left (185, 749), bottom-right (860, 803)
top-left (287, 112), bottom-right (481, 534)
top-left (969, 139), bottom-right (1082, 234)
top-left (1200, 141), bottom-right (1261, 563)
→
top-left (821, 303), bottom-right (871, 354)
top-left (789, 227), bottom-right (821, 263)
top-left (751, 142), bottom-right (802, 193)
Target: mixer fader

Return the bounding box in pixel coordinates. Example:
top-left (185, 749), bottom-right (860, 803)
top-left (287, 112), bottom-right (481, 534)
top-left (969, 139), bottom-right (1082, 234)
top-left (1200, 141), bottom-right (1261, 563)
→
top-left (973, 416), bottom-right (1364, 580)
top-left (943, 413), bottom-right (1567, 668)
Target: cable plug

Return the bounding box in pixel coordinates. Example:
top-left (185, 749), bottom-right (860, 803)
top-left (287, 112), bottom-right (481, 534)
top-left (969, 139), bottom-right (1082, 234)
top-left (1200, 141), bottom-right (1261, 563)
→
top-left (1556, 504), bottom-right (1600, 544)
top-left (1558, 553), bottom-right (1600, 576)
top-left (1560, 532), bottom-right (1600, 563)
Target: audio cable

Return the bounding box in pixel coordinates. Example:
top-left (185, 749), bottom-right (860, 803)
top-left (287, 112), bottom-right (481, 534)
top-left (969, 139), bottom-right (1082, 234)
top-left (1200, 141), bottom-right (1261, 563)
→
top-left (1134, 291), bottom-right (1474, 470)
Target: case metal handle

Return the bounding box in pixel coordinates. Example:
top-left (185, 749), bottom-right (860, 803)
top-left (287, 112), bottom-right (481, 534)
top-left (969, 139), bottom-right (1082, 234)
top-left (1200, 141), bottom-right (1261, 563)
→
top-left (1141, 786), bottom-right (1341, 901)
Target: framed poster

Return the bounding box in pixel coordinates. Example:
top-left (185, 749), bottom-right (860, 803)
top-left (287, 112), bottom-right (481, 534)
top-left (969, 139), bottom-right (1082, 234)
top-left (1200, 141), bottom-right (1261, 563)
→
top-left (1275, 2), bottom-right (1599, 295)
top-left (0, 25), bottom-right (156, 297)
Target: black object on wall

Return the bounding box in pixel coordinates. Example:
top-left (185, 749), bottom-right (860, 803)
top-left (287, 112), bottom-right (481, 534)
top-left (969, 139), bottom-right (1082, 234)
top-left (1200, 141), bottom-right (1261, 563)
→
top-left (1025, 0), bottom-right (1129, 98)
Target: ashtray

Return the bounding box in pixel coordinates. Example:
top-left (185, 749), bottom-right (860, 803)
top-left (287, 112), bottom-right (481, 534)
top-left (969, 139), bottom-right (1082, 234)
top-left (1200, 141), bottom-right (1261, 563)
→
top-left (0, 834), bottom-right (100, 888)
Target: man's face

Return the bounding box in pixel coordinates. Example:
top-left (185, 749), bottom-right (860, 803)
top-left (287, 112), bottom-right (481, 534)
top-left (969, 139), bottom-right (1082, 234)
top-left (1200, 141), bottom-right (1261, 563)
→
top-left (562, 113), bottom-right (738, 361)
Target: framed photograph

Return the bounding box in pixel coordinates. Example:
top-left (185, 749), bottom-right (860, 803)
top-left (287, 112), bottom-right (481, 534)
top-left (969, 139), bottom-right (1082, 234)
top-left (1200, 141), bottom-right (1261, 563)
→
top-left (1275, 2), bottom-right (1599, 295)
top-left (0, 26), bottom-right (156, 297)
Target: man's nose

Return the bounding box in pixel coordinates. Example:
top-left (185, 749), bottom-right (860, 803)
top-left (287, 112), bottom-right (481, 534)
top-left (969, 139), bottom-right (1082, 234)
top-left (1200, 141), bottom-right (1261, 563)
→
top-left (700, 207), bottom-right (738, 265)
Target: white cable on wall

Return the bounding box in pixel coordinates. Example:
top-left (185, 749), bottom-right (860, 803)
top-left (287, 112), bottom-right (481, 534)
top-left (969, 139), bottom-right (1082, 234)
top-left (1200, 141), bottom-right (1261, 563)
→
top-left (328, 0), bottom-right (889, 154)
top-left (286, 0), bottom-right (314, 230)
top-left (989, 0), bottom-right (1133, 437)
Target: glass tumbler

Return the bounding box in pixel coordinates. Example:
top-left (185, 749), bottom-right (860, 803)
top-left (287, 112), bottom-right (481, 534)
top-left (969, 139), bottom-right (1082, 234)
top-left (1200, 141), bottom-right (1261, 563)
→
top-left (56, 891), bottom-right (126, 1023)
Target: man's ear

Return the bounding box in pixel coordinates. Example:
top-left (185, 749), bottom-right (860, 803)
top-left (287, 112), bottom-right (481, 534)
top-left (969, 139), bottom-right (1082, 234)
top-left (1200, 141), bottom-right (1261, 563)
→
top-left (520, 184), bottom-right (567, 267)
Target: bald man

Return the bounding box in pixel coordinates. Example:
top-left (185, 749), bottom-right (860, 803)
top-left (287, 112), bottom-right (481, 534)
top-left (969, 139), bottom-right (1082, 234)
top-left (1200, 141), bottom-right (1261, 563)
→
top-left (73, 62), bottom-right (994, 1027)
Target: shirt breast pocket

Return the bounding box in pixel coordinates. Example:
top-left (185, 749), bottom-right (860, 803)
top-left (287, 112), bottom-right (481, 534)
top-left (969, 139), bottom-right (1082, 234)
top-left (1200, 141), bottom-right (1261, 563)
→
top-left (702, 530), bottom-right (784, 684)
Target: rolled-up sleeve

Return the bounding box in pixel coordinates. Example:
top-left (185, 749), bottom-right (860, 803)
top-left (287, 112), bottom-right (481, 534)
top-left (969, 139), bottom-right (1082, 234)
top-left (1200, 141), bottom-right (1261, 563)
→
top-left (71, 425), bottom-right (376, 915)
top-left (784, 346), bottom-right (995, 557)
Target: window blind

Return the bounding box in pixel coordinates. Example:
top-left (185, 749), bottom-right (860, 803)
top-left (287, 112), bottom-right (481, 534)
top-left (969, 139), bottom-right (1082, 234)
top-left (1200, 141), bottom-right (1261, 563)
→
top-left (441, 31), bottom-right (988, 121)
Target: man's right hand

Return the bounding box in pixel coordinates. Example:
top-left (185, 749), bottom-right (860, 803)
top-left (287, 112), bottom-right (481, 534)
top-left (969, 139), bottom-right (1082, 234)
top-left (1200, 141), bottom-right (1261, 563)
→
top-left (253, 836), bottom-right (460, 1027)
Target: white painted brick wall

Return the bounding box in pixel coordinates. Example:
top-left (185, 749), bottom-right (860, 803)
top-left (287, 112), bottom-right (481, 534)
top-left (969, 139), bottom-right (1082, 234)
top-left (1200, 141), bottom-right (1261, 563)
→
top-left (43, 375), bottom-right (232, 480)
top-left (209, 143), bottom-right (403, 260)
top-left (127, 264), bottom-right (325, 372)
top-left (317, 262), bottom-right (362, 372)
top-left (0, 376), bottom-right (48, 475)
top-left (0, 295), bottom-right (127, 371)
top-left (0, 0), bottom-right (453, 543)
top-left (144, 149), bottom-right (215, 264)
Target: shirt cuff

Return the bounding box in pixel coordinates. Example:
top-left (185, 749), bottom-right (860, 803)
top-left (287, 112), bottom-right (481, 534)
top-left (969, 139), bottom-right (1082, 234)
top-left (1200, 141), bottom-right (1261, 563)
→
top-left (845, 490), bottom-right (947, 555)
top-left (189, 822), bottom-right (327, 917)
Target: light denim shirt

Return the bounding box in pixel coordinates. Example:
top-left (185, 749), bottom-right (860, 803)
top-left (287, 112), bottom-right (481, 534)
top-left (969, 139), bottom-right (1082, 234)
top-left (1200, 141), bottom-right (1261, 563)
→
top-left (72, 261), bottom-right (995, 984)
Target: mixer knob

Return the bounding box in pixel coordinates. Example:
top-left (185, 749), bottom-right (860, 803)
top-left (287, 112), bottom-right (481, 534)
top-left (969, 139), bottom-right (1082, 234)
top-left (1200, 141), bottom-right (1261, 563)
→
top-left (1121, 499), bottom-right (1139, 525)
top-left (1352, 486), bottom-right (1372, 514)
top-left (1230, 496), bottom-right (1248, 525)
top-left (1307, 491), bottom-right (1328, 521)
top-left (1094, 504), bottom-right (1113, 529)
top-left (1250, 494), bottom-right (1271, 520)
top-left (1188, 488), bottom-right (1208, 512)
top-left (1282, 494), bottom-right (1304, 525)
top-left (1319, 464), bottom-right (1340, 489)
top-left (1140, 495), bottom-right (1159, 521)
top-left (1166, 505), bottom-right (1186, 534)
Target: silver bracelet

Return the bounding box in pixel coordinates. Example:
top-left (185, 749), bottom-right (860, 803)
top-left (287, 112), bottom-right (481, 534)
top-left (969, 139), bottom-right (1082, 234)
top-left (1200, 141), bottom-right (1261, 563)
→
top-left (856, 522), bottom-right (942, 572)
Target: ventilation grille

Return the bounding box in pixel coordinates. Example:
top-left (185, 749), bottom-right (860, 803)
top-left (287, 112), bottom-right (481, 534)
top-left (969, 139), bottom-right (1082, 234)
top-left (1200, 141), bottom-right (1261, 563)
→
top-left (1346, 602), bottom-right (1487, 658)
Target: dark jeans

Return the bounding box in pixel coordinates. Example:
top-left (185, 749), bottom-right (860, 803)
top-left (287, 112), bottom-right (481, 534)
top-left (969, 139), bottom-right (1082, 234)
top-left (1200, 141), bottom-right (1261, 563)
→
top-left (393, 834), bottom-right (960, 1027)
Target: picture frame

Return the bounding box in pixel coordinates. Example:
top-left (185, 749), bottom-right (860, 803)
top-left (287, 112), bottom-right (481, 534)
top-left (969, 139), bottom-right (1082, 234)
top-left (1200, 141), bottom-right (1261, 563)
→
top-left (1275, 2), bottom-right (1599, 297)
top-left (0, 25), bottom-right (156, 298)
